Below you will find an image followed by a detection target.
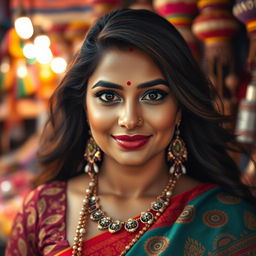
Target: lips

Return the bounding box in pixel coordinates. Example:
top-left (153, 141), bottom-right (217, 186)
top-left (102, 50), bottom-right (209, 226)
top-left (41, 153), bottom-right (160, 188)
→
top-left (112, 135), bottom-right (151, 150)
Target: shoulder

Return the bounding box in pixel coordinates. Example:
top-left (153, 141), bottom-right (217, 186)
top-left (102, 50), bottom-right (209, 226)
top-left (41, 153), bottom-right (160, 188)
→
top-left (23, 180), bottom-right (66, 209)
top-left (17, 181), bottom-right (67, 232)
top-left (23, 180), bottom-right (67, 228)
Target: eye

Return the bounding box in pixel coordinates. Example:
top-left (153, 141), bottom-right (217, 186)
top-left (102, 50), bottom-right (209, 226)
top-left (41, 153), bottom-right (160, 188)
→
top-left (95, 90), bottom-right (121, 103)
top-left (141, 89), bottom-right (168, 102)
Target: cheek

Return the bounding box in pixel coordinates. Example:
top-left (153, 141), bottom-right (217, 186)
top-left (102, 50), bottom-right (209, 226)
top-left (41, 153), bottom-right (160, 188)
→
top-left (86, 98), bottom-right (116, 133)
top-left (144, 103), bottom-right (178, 133)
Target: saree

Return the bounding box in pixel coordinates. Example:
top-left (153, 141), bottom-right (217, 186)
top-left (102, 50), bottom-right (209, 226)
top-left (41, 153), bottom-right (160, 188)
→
top-left (6, 181), bottom-right (256, 256)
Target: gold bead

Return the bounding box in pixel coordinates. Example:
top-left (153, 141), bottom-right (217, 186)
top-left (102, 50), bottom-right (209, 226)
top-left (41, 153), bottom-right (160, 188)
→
top-left (89, 181), bottom-right (95, 187)
top-left (79, 228), bottom-right (86, 233)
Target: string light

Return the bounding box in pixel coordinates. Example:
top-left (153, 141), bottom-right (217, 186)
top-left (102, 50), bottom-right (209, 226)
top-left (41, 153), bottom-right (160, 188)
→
top-left (50, 57), bottom-right (67, 74)
top-left (17, 65), bottom-right (28, 78)
top-left (36, 46), bottom-right (53, 64)
top-left (14, 16), bottom-right (34, 39)
top-left (34, 35), bottom-right (51, 48)
top-left (23, 43), bottom-right (36, 59)
top-left (0, 60), bottom-right (10, 73)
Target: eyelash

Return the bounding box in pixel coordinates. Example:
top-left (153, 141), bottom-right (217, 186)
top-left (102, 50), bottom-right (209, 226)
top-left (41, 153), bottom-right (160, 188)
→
top-left (95, 89), bottom-right (168, 104)
top-left (141, 89), bottom-right (168, 102)
top-left (95, 90), bottom-right (122, 103)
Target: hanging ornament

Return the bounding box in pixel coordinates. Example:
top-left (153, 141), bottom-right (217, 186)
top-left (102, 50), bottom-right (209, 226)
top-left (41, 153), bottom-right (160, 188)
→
top-left (192, 0), bottom-right (240, 117)
top-left (233, 0), bottom-right (256, 68)
top-left (153, 0), bottom-right (200, 60)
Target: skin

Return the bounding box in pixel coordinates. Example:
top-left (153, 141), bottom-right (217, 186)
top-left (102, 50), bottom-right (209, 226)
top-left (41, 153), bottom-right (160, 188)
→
top-left (66, 48), bottom-right (200, 244)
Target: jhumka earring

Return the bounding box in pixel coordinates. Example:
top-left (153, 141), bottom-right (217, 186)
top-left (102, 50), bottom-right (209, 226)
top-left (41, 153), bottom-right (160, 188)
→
top-left (84, 136), bottom-right (102, 175)
top-left (167, 122), bottom-right (188, 175)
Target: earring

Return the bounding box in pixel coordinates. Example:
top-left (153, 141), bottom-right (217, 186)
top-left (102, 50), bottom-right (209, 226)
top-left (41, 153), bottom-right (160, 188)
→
top-left (167, 122), bottom-right (187, 175)
top-left (84, 136), bottom-right (101, 175)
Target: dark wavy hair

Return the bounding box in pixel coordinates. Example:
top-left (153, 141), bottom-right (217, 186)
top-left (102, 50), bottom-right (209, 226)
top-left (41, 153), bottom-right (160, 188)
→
top-left (35, 8), bottom-right (255, 203)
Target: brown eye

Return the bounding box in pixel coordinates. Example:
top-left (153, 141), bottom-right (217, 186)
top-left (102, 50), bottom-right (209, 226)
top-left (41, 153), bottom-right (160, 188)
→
top-left (148, 93), bottom-right (158, 100)
top-left (141, 89), bottom-right (168, 102)
top-left (96, 90), bottom-right (121, 103)
top-left (105, 93), bottom-right (115, 101)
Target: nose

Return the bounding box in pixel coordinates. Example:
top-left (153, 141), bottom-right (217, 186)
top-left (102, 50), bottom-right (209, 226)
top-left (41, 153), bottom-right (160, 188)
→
top-left (118, 101), bottom-right (143, 129)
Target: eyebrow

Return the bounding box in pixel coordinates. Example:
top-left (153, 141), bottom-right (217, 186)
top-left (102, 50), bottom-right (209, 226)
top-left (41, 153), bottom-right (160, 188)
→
top-left (91, 79), bottom-right (169, 89)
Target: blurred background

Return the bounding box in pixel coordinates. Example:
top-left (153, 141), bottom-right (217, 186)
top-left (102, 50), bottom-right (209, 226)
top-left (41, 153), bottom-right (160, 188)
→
top-left (0, 0), bottom-right (255, 253)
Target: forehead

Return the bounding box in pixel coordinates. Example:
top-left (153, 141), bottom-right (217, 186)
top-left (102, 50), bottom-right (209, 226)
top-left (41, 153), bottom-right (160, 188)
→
top-left (88, 47), bottom-right (164, 87)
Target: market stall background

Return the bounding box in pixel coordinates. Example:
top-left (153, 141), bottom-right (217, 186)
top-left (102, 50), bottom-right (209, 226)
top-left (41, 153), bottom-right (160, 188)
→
top-left (0, 0), bottom-right (255, 253)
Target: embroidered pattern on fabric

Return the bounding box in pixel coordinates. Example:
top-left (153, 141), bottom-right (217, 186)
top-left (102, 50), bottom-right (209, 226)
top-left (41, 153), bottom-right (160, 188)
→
top-left (212, 233), bottom-right (237, 250)
top-left (43, 244), bottom-right (57, 255)
top-left (244, 211), bottom-right (256, 230)
top-left (18, 238), bottom-right (27, 256)
top-left (217, 193), bottom-right (241, 205)
top-left (208, 233), bottom-right (256, 256)
top-left (82, 232), bottom-right (131, 255)
top-left (39, 182), bottom-right (66, 255)
top-left (176, 205), bottom-right (195, 224)
top-left (25, 206), bottom-right (36, 227)
top-left (41, 187), bottom-right (63, 196)
top-left (144, 236), bottom-right (170, 255)
top-left (203, 210), bottom-right (228, 228)
top-left (184, 237), bottom-right (205, 256)
top-left (37, 198), bottom-right (47, 218)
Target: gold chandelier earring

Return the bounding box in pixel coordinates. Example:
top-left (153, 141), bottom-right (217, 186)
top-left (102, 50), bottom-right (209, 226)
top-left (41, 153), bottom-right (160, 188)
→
top-left (167, 122), bottom-right (188, 175)
top-left (84, 136), bottom-right (102, 175)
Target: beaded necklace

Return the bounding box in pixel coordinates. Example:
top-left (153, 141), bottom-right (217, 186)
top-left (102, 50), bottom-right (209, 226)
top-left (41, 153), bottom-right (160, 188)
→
top-left (72, 172), bottom-right (181, 256)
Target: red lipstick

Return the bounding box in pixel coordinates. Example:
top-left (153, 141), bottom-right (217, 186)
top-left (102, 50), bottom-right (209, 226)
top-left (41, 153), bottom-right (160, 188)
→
top-left (112, 135), bottom-right (151, 150)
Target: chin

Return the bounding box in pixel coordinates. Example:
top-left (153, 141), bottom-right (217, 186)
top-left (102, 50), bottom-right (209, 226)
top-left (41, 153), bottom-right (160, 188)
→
top-left (115, 156), bottom-right (148, 167)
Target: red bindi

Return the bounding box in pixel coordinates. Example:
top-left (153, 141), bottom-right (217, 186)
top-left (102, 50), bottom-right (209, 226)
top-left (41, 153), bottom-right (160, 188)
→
top-left (128, 47), bottom-right (134, 52)
top-left (127, 81), bottom-right (132, 86)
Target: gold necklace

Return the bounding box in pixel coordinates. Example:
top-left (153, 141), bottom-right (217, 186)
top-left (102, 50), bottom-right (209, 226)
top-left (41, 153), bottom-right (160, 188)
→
top-left (72, 173), bottom-right (181, 256)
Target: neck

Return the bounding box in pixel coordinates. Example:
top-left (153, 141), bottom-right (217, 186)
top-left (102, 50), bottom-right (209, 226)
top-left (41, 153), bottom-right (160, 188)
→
top-left (98, 153), bottom-right (170, 198)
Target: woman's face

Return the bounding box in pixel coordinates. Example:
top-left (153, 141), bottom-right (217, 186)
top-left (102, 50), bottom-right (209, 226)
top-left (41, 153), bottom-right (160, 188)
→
top-left (86, 47), bottom-right (180, 166)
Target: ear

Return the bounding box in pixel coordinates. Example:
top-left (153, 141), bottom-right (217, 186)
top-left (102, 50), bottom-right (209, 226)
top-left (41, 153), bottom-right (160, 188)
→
top-left (175, 109), bottom-right (182, 125)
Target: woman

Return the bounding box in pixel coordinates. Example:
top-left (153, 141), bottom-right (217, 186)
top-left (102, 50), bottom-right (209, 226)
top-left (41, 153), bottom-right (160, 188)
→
top-left (6, 9), bottom-right (256, 256)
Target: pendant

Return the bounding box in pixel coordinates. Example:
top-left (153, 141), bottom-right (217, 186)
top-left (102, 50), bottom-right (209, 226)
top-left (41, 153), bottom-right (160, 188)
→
top-left (90, 209), bottom-right (103, 221)
top-left (140, 212), bottom-right (154, 224)
top-left (89, 196), bottom-right (97, 205)
top-left (98, 217), bottom-right (112, 230)
top-left (124, 219), bottom-right (139, 232)
top-left (108, 220), bottom-right (122, 233)
top-left (151, 200), bottom-right (165, 211)
top-left (88, 205), bottom-right (97, 213)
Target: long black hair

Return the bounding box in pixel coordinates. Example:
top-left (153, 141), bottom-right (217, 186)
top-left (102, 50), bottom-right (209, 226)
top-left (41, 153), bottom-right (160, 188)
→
top-left (36, 8), bottom-right (255, 203)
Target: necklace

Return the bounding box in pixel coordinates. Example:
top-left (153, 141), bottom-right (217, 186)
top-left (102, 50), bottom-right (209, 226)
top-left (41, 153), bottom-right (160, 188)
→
top-left (72, 172), bottom-right (181, 256)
